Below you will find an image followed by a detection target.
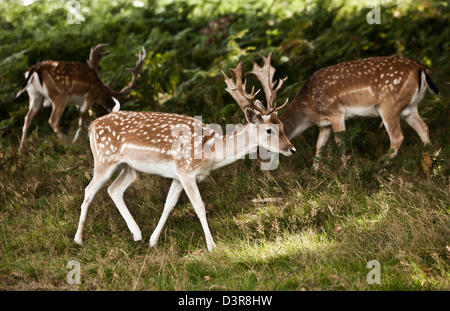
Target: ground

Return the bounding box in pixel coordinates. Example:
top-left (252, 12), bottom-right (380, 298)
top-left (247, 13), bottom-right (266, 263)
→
top-left (0, 118), bottom-right (448, 290)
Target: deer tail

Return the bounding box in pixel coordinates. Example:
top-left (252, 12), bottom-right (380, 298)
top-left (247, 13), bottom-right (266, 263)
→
top-left (111, 97), bottom-right (121, 112)
top-left (423, 70), bottom-right (440, 96)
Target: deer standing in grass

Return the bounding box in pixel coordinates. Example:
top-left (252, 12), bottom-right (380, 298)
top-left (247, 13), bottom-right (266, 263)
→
top-left (280, 56), bottom-right (440, 166)
top-left (16, 44), bottom-right (146, 151)
top-left (74, 53), bottom-right (296, 251)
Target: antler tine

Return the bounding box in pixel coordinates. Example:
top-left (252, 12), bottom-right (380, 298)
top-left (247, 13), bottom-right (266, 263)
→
top-left (91, 43), bottom-right (109, 54)
top-left (249, 52), bottom-right (288, 114)
top-left (275, 76), bottom-right (287, 92)
top-left (231, 64), bottom-right (265, 114)
top-left (87, 43), bottom-right (110, 75)
top-left (267, 97), bottom-right (288, 114)
top-left (125, 47), bottom-right (146, 72)
top-left (221, 62), bottom-right (265, 114)
top-left (263, 52), bottom-right (273, 100)
top-left (236, 77), bottom-right (260, 103)
top-left (246, 84), bottom-right (259, 100)
top-left (221, 63), bottom-right (247, 112)
top-left (117, 47), bottom-right (146, 96)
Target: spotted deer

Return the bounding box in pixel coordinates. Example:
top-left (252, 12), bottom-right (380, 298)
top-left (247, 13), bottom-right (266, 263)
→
top-left (74, 53), bottom-right (295, 251)
top-left (280, 56), bottom-right (440, 166)
top-left (16, 44), bottom-right (146, 151)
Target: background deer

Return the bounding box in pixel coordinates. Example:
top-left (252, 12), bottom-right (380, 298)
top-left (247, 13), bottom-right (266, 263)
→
top-left (74, 53), bottom-right (296, 251)
top-left (280, 56), bottom-right (440, 166)
top-left (16, 44), bottom-right (146, 151)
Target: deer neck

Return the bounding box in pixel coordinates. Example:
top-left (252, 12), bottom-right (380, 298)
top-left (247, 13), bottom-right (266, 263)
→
top-left (211, 123), bottom-right (258, 169)
top-left (280, 93), bottom-right (312, 140)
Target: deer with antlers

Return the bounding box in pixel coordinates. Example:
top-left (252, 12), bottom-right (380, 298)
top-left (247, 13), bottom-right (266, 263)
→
top-left (280, 56), bottom-right (440, 167)
top-left (16, 44), bottom-right (146, 151)
top-left (73, 53), bottom-right (295, 251)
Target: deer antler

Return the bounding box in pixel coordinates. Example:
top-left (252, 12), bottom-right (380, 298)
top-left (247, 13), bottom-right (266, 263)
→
top-left (87, 43), bottom-right (110, 76)
top-left (221, 62), bottom-right (265, 114)
top-left (249, 52), bottom-right (288, 114)
top-left (116, 47), bottom-right (146, 97)
top-left (222, 54), bottom-right (289, 115)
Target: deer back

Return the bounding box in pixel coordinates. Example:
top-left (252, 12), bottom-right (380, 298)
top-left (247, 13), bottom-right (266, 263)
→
top-left (305, 56), bottom-right (428, 111)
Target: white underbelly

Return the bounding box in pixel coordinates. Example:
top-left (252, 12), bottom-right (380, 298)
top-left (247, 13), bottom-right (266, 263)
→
top-left (344, 106), bottom-right (379, 119)
top-left (318, 119), bottom-right (331, 127)
top-left (124, 159), bottom-right (178, 179)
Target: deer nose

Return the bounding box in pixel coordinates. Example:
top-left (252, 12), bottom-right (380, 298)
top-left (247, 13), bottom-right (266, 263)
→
top-left (290, 147), bottom-right (296, 154)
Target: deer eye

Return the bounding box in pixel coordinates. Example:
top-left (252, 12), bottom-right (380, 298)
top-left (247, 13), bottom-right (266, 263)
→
top-left (266, 128), bottom-right (273, 135)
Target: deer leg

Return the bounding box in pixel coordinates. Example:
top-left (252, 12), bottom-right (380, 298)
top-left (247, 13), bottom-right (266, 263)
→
top-left (149, 179), bottom-right (183, 247)
top-left (19, 95), bottom-right (43, 152)
top-left (73, 112), bottom-right (87, 143)
top-left (74, 163), bottom-right (117, 244)
top-left (313, 126), bottom-right (332, 170)
top-left (73, 99), bottom-right (91, 143)
top-left (48, 96), bottom-right (67, 139)
top-left (378, 109), bottom-right (403, 158)
top-left (107, 166), bottom-right (142, 242)
top-left (329, 115), bottom-right (347, 166)
top-left (179, 176), bottom-right (216, 252)
top-left (404, 109), bottom-right (430, 145)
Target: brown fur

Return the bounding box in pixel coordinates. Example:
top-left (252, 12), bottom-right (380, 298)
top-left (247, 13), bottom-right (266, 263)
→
top-left (282, 56), bottom-right (438, 160)
top-left (18, 46), bottom-right (145, 151)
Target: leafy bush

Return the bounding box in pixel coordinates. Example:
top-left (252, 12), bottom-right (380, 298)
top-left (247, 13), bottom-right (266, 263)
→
top-left (1, 0), bottom-right (448, 143)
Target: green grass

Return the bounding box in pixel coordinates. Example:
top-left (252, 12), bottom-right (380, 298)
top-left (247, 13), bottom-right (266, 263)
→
top-left (0, 119), bottom-right (448, 290)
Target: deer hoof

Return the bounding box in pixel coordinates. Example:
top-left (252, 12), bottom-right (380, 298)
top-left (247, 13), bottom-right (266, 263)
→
top-left (133, 232), bottom-right (142, 242)
top-left (149, 239), bottom-right (158, 247)
top-left (74, 236), bottom-right (83, 245)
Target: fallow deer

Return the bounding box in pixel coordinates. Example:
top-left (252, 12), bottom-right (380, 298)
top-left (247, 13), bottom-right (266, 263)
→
top-left (74, 53), bottom-right (295, 251)
top-left (280, 56), bottom-right (440, 166)
top-left (16, 44), bottom-right (146, 151)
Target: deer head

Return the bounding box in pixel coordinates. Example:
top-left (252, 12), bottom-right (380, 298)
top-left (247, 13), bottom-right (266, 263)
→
top-left (221, 53), bottom-right (295, 156)
top-left (89, 45), bottom-right (146, 112)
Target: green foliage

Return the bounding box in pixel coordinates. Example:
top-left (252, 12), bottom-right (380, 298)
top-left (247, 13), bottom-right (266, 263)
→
top-left (1, 0), bottom-right (448, 138)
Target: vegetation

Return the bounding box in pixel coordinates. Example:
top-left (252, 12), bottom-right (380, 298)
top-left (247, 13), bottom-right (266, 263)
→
top-left (0, 0), bottom-right (448, 290)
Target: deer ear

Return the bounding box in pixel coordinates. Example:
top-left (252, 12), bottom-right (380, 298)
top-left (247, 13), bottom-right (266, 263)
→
top-left (244, 107), bottom-right (261, 124)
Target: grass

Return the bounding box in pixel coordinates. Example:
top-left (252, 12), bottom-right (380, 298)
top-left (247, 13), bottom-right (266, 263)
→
top-left (0, 113), bottom-right (448, 290)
